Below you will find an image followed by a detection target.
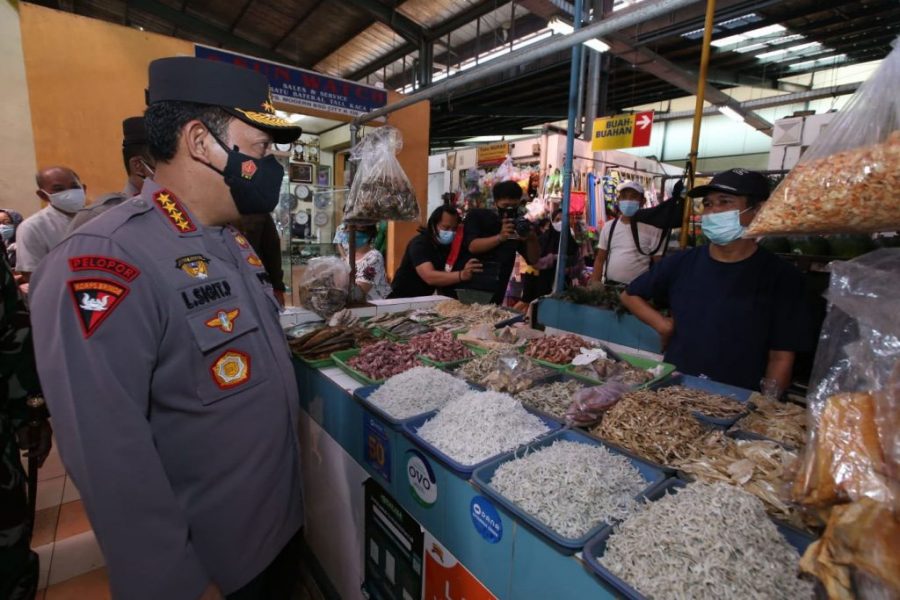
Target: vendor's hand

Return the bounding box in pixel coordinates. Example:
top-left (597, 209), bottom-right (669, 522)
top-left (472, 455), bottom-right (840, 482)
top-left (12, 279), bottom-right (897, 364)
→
top-left (460, 259), bottom-right (482, 282)
top-left (499, 219), bottom-right (515, 242)
top-left (198, 584), bottom-right (224, 600)
top-left (657, 317), bottom-right (675, 351)
top-left (536, 253), bottom-right (557, 270)
top-left (16, 420), bottom-right (53, 468)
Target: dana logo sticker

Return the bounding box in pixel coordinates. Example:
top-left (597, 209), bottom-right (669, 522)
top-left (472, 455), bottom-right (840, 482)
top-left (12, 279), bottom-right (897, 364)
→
top-left (205, 308), bottom-right (240, 333)
top-left (210, 349), bottom-right (250, 389)
top-left (241, 160), bottom-right (257, 179)
top-left (470, 496), bottom-right (502, 544)
top-left (67, 278), bottom-right (129, 338)
top-left (406, 450), bottom-right (437, 507)
top-left (176, 255), bottom-right (210, 279)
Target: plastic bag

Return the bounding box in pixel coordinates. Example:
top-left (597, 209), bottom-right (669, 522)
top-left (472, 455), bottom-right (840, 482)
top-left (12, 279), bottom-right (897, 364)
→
top-left (746, 40), bottom-right (900, 236)
top-left (494, 156), bottom-right (516, 183)
top-left (297, 256), bottom-right (350, 318)
top-left (344, 126), bottom-right (419, 222)
top-left (564, 380), bottom-right (630, 427)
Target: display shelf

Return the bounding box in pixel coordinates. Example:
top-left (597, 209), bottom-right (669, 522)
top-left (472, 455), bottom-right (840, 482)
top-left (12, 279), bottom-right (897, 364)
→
top-left (535, 298), bottom-right (662, 354)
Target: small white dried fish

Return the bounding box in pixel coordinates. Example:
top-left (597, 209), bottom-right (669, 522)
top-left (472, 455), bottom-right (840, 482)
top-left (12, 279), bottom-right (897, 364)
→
top-left (367, 367), bottom-right (471, 419)
top-left (491, 440), bottom-right (644, 539)
top-left (601, 482), bottom-right (814, 600)
top-left (417, 391), bottom-right (550, 465)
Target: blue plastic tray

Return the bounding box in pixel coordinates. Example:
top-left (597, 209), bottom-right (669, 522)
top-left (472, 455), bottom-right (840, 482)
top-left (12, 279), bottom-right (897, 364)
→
top-left (402, 408), bottom-right (562, 476)
top-left (654, 373), bottom-right (754, 427)
top-left (582, 479), bottom-right (816, 600)
top-left (471, 429), bottom-right (670, 554)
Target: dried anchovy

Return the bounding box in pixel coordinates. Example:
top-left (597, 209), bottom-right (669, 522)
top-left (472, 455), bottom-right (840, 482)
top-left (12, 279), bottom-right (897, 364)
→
top-left (408, 331), bottom-right (473, 363)
top-left (417, 391), bottom-right (550, 465)
top-left (516, 380), bottom-right (585, 420)
top-left (591, 390), bottom-right (717, 466)
top-left (491, 440), bottom-right (644, 539)
top-left (731, 396), bottom-right (807, 449)
top-left (347, 340), bottom-right (420, 380)
top-left (433, 299), bottom-right (513, 326)
top-left (601, 482), bottom-right (814, 600)
top-left (655, 385), bottom-right (746, 419)
top-left (571, 358), bottom-right (653, 386)
top-left (524, 334), bottom-right (593, 364)
top-left (677, 438), bottom-right (817, 530)
top-left (367, 367), bottom-right (471, 419)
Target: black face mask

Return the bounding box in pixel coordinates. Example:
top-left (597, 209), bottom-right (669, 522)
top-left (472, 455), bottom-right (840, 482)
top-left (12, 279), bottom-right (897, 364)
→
top-left (202, 127), bottom-right (284, 215)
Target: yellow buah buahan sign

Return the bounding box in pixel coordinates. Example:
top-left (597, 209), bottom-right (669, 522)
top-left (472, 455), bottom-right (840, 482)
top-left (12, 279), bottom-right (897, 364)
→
top-left (591, 111), bottom-right (654, 152)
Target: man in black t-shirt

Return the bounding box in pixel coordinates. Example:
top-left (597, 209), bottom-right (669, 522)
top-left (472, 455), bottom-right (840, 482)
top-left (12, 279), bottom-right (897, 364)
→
top-left (621, 169), bottom-right (813, 393)
top-left (455, 181), bottom-right (539, 304)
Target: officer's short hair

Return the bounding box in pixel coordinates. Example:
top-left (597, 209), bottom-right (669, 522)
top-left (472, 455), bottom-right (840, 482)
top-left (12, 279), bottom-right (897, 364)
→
top-left (144, 101), bottom-right (232, 162)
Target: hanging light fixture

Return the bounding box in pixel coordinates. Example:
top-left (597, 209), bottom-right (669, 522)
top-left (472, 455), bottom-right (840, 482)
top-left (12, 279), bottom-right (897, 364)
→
top-left (547, 18), bottom-right (610, 53)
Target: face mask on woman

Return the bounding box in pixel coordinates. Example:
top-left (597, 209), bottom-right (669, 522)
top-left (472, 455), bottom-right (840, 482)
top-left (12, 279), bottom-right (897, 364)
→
top-left (552, 221), bottom-right (562, 232)
top-left (354, 232), bottom-right (371, 248)
top-left (0, 224), bottom-right (14, 242)
top-left (437, 229), bottom-right (455, 245)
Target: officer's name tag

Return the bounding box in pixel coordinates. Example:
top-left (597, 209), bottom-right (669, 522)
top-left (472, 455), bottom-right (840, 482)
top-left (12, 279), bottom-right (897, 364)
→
top-left (181, 279), bottom-right (233, 310)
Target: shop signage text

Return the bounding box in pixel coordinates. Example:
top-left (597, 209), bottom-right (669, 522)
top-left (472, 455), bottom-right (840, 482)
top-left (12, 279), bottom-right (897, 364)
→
top-left (591, 111), bottom-right (654, 151)
top-left (195, 45), bottom-right (388, 117)
top-left (477, 142), bottom-right (510, 166)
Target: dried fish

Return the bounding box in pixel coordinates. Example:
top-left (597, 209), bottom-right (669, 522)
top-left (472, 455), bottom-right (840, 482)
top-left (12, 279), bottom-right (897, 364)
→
top-left (731, 396), bottom-right (808, 449)
top-left (367, 367), bottom-right (471, 419)
top-left (433, 299), bottom-right (513, 326)
top-left (490, 440), bottom-right (645, 539)
top-left (571, 358), bottom-right (653, 387)
top-left (677, 437), bottom-right (818, 530)
top-left (455, 350), bottom-right (554, 393)
top-left (656, 385), bottom-right (747, 419)
top-left (516, 380), bottom-right (585, 420)
top-left (417, 391), bottom-right (551, 465)
top-left (408, 331), bottom-right (473, 363)
top-left (347, 341), bottom-right (420, 380)
top-left (601, 482), bottom-right (815, 600)
top-left (591, 389), bottom-right (719, 466)
top-left (289, 325), bottom-right (376, 360)
top-left (524, 334), bottom-right (594, 364)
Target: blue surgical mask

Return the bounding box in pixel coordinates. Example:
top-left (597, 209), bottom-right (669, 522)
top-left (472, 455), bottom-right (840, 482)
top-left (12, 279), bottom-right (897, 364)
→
top-left (619, 200), bottom-right (640, 217)
top-left (437, 229), bottom-right (455, 245)
top-left (702, 209), bottom-right (750, 245)
top-left (0, 224), bottom-right (13, 242)
top-left (354, 232), bottom-right (371, 247)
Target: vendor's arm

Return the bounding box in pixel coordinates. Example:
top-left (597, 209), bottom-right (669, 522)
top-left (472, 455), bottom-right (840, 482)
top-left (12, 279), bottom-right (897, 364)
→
top-left (620, 254), bottom-right (680, 349)
top-left (765, 350), bottom-right (795, 396)
top-left (522, 230), bottom-right (540, 265)
top-left (29, 236), bottom-right (211, 599)
top-left (591, 249), bottom-right (608, 283)
top-left (620, 290), bottom-right (674, 348)
top-left (417, 259), bottom-right (481, 287)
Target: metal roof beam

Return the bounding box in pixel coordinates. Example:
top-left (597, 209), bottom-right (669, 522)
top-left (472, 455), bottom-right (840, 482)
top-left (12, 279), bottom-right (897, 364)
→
top-left (124, 0), bottom-right (294, 63)
top-left (341, 0), bottom-right (429, 45)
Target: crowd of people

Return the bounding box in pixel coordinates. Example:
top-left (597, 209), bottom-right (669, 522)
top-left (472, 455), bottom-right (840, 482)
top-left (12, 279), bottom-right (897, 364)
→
top-left (0, 53), bottom-right (815, 600)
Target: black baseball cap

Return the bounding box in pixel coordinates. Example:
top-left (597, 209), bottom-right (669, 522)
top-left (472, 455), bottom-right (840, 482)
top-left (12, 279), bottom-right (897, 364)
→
top-left (146, 56), bottom-right (302, 144)
top-left (688, 168), bottom-right (771, 200)
top-left (122, 116), bottom-right (148, 147)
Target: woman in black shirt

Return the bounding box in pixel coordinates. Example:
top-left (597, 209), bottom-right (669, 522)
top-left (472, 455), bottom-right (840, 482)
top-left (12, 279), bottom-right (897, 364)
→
top-left (389, 206), bottom-right (482, 298)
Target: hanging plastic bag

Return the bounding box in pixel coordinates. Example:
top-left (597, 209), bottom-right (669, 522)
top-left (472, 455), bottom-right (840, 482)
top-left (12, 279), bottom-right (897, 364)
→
top-left (344, 126), bottom-right (419, 222)
top-left (494, 155), bottom-right (516, 183)
top-left (297, 256), bottom-right (350, 318)
top-left (746, 41), bottom-right (900, 235)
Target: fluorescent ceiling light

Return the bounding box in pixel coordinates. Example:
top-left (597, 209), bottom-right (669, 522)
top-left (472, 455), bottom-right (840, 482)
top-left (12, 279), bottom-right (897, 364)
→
top-left (788, 53), bottom-right (849, 71)
top-left (711, 24), bottom-right (786, 48)
top-left (548, 18), bottom-right (610, 53)
top-left (718, 105), bottom-right (746, 123)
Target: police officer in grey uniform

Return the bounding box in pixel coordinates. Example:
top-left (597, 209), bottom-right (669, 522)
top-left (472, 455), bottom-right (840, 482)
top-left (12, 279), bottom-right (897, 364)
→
top-left (30, 57), bottom-right (304, 600)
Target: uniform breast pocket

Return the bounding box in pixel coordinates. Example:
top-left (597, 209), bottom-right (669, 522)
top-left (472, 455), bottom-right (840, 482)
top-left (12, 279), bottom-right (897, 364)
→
top-left (186, 305), bottom-right (269, 405)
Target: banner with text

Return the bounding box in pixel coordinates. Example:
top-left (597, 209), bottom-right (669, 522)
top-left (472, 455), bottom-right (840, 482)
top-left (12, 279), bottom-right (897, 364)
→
top-left (591, 111), bottom-right (654, 151)
top-left (195, 45), bottom-right (388, 117)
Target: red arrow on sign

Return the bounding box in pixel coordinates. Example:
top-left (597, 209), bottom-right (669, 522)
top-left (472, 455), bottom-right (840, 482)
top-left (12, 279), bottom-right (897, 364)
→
top-left (631, 110), bottom-right (654, 147)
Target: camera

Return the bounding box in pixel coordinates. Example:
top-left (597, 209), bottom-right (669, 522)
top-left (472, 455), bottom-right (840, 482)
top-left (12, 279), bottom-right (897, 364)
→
top-left (514, 216), bottom-right (534, 237)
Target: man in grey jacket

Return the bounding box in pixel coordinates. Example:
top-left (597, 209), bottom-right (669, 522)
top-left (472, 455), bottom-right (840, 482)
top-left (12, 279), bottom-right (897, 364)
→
top-left (30, 57), bottom-right (304, 600)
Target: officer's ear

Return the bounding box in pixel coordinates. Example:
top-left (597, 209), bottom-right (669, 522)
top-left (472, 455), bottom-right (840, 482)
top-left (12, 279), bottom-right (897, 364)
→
top-left (184, 120), bottom-right (216, 163)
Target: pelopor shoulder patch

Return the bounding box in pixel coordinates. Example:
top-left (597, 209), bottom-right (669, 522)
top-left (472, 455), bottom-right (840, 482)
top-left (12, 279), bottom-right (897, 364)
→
top-left (68, 255), bottom-right (140, 282)
top-left (67, 278), bottom-right (130, 338)
top-left (210, 349), bottom-right (251, 389)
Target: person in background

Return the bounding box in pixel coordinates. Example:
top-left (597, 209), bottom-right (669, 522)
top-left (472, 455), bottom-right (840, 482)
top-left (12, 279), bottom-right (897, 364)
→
top-left (0, 249), bottom-right (51, 600)
top-left (620, 169), bottom-right (812, 394)
top-left (349, 224), bottom-right (391, 300)
top-left (68, 116), bottom-right (155, 233)
top-left (0, 210), bottom-right (24, 269)
top-left (29, 56), bottom-right (304, 599)
top-left (455, 180), bottom-right (539, 304)
top-left (333, 222), bottom-right (348, 259)
top-left (233, 214), bottom-right (287, 306)
top-left (16, 167), bottom-right (86, 283)
top-left (519, 216), bottom-right (551, 306)
top-left (591, 181), bottom-right (663, 285)
top-left (389, 205), bottom-right (481, 299)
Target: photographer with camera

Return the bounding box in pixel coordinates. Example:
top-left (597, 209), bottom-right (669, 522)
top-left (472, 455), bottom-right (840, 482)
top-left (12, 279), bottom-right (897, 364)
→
top-left (454, 180), bottom-right (539, 305)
